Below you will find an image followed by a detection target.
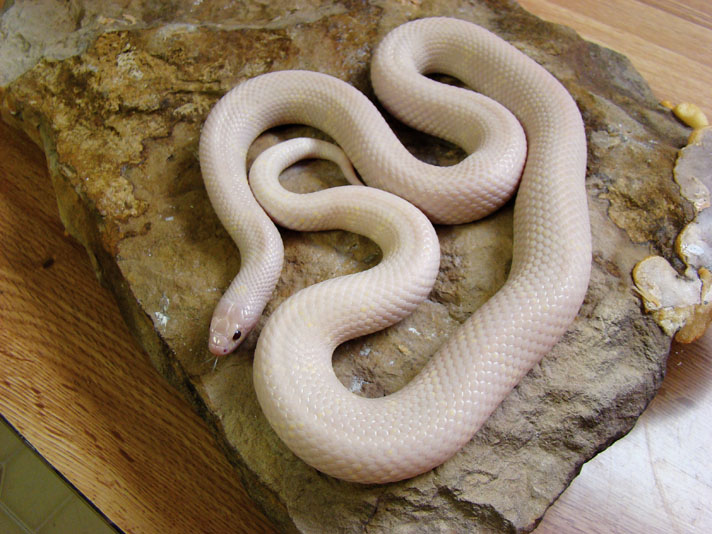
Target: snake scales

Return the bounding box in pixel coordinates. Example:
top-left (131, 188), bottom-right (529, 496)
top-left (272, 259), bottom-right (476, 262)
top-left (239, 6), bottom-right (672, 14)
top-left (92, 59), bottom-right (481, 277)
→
top-left (199, 17), bottom-right (591, 483)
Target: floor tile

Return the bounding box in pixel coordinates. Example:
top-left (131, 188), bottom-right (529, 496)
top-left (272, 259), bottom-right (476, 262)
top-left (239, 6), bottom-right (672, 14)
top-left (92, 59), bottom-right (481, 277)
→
top-left (1, 447), bottom-right (72, 530)
top-left (0, 505), bottom-right (29, 534)
top-left (39, 497), bottom-right (117, 534)
top-left (0, 423), bottom-right (23, 463)
top-left (0, 420), bottom-right (117, 533)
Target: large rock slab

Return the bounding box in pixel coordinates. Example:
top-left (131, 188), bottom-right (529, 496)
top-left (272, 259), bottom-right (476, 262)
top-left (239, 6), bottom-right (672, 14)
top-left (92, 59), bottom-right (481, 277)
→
top-left (0, 1), bottom-right (692, 532)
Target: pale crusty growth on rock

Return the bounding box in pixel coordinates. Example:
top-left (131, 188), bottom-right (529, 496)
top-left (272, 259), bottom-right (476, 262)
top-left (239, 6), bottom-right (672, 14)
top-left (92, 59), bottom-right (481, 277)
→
top-left (633, 126), bottom-right (712, 343)
top-left (0, 0), bottom-right (693, 532)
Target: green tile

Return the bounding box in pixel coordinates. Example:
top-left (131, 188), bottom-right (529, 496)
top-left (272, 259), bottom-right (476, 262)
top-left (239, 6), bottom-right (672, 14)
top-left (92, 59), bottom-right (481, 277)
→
top-left (0, 505), bottom-right (28, 534)
top-left (0, 421), bottom-right (24, 463)
top-left (0, 421), bottom-right (114, 533)
top-left (39, 496), bottom-right (116, 534)
top-left (1, 447), bottom-right (72, 530)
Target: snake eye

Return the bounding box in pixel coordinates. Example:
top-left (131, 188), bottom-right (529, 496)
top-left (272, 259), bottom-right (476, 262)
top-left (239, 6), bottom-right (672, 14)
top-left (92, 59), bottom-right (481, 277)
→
top-left (232, 330), bottom-right (242, 341)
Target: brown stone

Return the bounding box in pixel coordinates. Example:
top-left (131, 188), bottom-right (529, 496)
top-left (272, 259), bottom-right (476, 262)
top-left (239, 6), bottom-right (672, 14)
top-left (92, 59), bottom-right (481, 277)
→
top-left (0, 1), bottom-right (692, 532)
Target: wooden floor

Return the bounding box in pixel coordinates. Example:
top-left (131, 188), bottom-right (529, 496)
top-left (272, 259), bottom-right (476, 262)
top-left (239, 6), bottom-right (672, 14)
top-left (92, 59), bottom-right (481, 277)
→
top-left (1, 1), bottom-right (710, 533)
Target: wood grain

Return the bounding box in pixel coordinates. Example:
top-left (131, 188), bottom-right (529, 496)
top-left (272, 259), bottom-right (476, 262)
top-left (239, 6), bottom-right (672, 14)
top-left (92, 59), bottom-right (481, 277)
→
top-left (0, 122), bottom-right (276, 533)
top-left (519, 0), bottom-right (712, 115)
top-left (1, 1), bottom-right (711, 533)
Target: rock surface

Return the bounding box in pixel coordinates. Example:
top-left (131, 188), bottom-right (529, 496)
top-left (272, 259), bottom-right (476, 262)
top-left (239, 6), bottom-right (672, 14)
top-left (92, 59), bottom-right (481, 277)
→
top-left (0, 1), bottom-right (693, 532)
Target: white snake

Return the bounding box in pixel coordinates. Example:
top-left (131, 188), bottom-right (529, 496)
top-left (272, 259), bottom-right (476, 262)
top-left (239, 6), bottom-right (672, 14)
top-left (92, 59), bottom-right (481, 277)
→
top-left (199, 17), bottom-right (591, 484)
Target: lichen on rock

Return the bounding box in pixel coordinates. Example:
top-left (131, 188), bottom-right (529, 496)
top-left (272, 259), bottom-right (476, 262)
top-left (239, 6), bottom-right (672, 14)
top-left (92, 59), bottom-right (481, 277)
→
top-left (633, 124), bottom-right (712, 343)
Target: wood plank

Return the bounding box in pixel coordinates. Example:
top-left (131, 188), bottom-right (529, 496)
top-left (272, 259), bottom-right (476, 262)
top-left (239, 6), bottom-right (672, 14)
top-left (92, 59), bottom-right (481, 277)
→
top-left (519, 0), bottom-right (712, 114)
top-left (638, 0), bottom-right (712, 30)
top-left (0, 120), bottom-right (276, 534)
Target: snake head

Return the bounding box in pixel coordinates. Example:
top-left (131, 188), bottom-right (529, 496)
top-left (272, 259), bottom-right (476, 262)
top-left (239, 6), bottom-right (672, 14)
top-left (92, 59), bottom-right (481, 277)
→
top-left (208, 298), bottom-right (255, 357)
top-left (209, 325), bottom-right (243, 357)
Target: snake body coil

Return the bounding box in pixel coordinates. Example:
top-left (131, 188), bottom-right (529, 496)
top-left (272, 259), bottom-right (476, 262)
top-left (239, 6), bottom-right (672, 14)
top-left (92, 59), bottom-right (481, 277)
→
top-left (199, 17), bottom-right (591, 483)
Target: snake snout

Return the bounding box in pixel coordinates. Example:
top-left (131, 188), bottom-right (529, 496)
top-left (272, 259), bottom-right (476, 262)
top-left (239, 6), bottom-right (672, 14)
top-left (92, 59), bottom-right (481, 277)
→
top-left (208, 298), bottom-right (250, 356)
top-left (208, 324), bottom-right (244, 356)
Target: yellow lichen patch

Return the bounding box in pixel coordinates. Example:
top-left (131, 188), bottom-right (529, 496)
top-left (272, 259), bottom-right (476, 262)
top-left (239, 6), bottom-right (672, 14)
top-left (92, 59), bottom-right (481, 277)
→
top-left (674, 126), bottom-right (712, 271)
top-left (633, 256), bottom-right (700, 312)
top-left (673, 102), bottom-right (709, 130)
top-left (660, 100), bottom-right (675, 110)
top-left (675, 268), bottom-right (712, 343)
top-left (674, 125), bottom-right (712, 213)
top-left (633, 126), bottom-right (712, 342)
top-left (688, 124), bottom-right (712, 145)
top-left (677, 214), bottom-right (712, 270)
top-left (632, 258), bottom-right (710, 341)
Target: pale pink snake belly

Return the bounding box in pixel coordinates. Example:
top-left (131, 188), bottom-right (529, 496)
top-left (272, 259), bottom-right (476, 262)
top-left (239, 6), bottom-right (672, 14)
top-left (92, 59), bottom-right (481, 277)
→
top-left (199, 17), bottom-right (591, 484)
